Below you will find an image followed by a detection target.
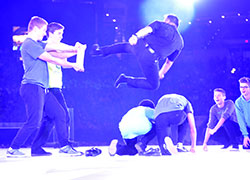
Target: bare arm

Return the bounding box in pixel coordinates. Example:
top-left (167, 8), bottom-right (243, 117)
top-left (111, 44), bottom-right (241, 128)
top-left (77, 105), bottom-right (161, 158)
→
top-left (202, 128), bottom-right (211, 151)
top-left (39, 51), bottom-right (83, 71)
top-left (45, 42), bottom-right (77, 53)
top-left (159, 58), bottom-right (174, 79)
top-left (210, 117), bottom-right (226, 135)
top-left (187, 113), bottom-right (197, 153)
top-left (48, 51), bottom-right (77, 59)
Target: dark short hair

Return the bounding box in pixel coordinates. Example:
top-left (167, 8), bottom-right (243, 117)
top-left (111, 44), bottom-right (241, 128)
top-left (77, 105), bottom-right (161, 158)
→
top-left (46, 22), bottom-right (64, 37)
top-left (139, 99), bottom-right (155, 109)
top-left (239, 77), bottom-right (250, 86)
top-left (166, 14), bottom-right (179, 27)
top-left (214, 88), bottom-right (226, 96)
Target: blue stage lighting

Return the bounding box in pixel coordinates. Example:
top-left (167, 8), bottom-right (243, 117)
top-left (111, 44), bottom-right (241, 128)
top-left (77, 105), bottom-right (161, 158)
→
top-left (140, 0), bottom-right (196, 32)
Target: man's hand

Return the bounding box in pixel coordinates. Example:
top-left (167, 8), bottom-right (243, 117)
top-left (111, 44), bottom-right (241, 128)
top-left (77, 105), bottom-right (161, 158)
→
top-left (243, 136), bottom-right (250, 148)
top-left (129, 34), bottom-right (138, 45)
top-left (72, 63), bottom-right (84, 72)
top-left (159, 70), bottom-right (165, 79)
top-left (203, 144), bottom-right (208, 151)
top-left (209, 128), bottom-right (216, 135)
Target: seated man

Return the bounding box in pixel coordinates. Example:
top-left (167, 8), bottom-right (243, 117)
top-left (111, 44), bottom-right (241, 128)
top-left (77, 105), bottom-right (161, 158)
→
top-left (108, 99), bottom-right (157, 156)
top-left (154, 94), bottom-right (197, 155)
top-left (203, 88), bottom-right (240, 151)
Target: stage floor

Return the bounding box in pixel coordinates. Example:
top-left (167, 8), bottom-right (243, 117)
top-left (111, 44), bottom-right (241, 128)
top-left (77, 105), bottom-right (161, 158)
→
top-left (0, 145), bottom-right (249, 180)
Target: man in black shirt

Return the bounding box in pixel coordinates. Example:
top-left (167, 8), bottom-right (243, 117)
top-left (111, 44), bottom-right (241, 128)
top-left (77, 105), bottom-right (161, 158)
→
top-left (91, 14), bottom-right (184, 90)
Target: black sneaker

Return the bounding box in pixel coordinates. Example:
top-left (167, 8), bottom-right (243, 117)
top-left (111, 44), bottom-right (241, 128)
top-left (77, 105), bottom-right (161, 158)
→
top-left (114, 74), bottom-right (128, 88)
top-left (90, 44), bottom-right (103, 56)
top-left (177, 143), bottom-right (189, 152)
top-left (135, 142), bottom-right (146, 154)
top-left (31, 147), bottom-right (52, 157)
top-left (221, 144), bottom-right (231, 149)
top-left (85, 147), bottom-right (102, 157)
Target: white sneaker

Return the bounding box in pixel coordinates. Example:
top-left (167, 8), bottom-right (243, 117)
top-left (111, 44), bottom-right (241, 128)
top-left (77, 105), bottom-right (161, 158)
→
top-left (59, 145), bottom-right (83, 156)
top-left (164, 137), bottom-right (178, 155)
top-left (6, 148), bottom-right (25, 158)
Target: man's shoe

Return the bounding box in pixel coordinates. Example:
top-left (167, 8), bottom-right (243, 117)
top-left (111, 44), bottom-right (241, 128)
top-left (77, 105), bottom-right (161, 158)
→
top-left (177, 142), bottom-right (189, 152)
top-left (59, 145), bottom-right (83, 156)
top-left (108, 139), bottom-right (118, 156)
top-left (114, 74), bottom-right (127, 88)
top-left (6, 148), bottom-right (25, 158)
top-left (139, 148), bottom-right (160, 156)
top-left (90, 44), bottom-right (103, 56)
top-left (164, 137), bottom-right (178, 155)
top-left (135, 142), bottom-right (146, 154)
top-left (221, 143), bottom-right (231, 149)
top-left (31, 147), bottom-right (52, 157)
top-left (85, 147), bottom-right (102, 157)
top-left (229, 145), bottom-right (239, 151)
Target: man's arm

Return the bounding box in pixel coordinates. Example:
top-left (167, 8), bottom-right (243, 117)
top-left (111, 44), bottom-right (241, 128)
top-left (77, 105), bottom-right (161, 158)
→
top-left (45, 42), bottom-right (77, 53)
top-left (129, 26), bottom-right (153, 45)
top-left (159, 58), bottom-right (174, 79)
top-left (209, 117), bottom-right (226, 135)
top-left (187, 112), bottom-right (197, 153)
top-left (39, 51), bottom-right (83, 71)
top-left (202, 128), bottom-right (211, 151)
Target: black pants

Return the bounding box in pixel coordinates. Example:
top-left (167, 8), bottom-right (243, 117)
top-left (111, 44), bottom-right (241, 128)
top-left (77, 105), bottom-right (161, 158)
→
top-left (32, 88), bottom-right (71, 149)
top-left (155, 111), bottom-right (187, 155)
top-left (101, 40), bottom-right (160, 90)
top-left (10, 84), bottom-right (69, 149)
top-left (116, 124), bottom-right (156, 155)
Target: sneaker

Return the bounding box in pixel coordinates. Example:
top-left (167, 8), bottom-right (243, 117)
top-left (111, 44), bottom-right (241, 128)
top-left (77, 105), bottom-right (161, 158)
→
top-left (135, 142), bottom-right (146, 154)
top-left (109, 139), bottom-right (118, 156)
top-left (6, 148), bottom-right (25, 158)
top-left (177, 143), bottom-right (189, 152)
top-left (229, 145), bottom-right (239, 151)
top-left (139, 148), bottom-right (161, 156)
top-left (59, 145), bottom-right (83, 156)
top-left (31, 147), bottom-right (52, 157)
top-left (85, 147), bottom-right (102, 157)
top-left (90, 44), bottom-right (103, 56)
top-left (114, 74), bottom-right (128, 88)
top-left (164, 137), bottom-right (178, 155)
top-left (221, 143), bottom-right (231, 149)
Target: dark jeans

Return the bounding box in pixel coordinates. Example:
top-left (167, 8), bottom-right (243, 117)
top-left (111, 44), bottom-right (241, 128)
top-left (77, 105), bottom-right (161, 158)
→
top-left (10, 84), bottom-right (68, 149)
top-left (116, 124), bottom-right (156, 155)
top-left (155, 110), bottom-right (187, 155)
top-left (101, 39), bottom-right (160, 90)
top-left (32, 88), bottom-right (70, 149)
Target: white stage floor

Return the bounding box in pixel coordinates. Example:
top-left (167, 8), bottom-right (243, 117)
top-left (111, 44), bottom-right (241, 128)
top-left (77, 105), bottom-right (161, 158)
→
top-left (0, 145), bottom-right (249, 180)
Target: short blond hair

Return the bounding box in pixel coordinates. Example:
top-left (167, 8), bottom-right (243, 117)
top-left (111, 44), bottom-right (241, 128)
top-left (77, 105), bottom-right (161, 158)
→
top-left (28, 16), bottom-right (48, 32)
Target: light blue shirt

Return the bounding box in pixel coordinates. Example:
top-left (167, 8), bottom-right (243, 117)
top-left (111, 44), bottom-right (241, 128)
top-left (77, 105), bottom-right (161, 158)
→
top-left (119, 106), bottom-right (154, 139)
top-left (235, 95), bottom-right (250, 137)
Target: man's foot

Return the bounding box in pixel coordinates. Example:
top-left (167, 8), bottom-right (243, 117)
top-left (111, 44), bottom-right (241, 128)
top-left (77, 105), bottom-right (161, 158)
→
top-left (31, 147), bottom-right (52, 157)
top-left (6, 148), bottom-right (26, 158)
top-left (135, 142), bottom-right (146, 154)
top-left (90, 44), bottom-right (103, 56)
top-left (221, 143), bottom-right (231, 149)
top-left (114, 74), bottom-right (127, 88)
top-left (59, 145), bottom-right (83, 156)
top-left (139, 148), bottom-right (161, 156)
top-left (177, 142), bottom-right (189, 152)
top-left (109, 139), bottom-right (118, 156)
top-left (229, 145), bottom-right (239, 151)
top-left (164, 137), bottom-right (178, 155)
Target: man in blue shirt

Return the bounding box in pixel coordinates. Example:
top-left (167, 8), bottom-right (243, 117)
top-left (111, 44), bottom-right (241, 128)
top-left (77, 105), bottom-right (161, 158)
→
top-left (235, 77), bottom-right (250, 149)
top-left (91, 14), bottom-right (183, 90)
top-left (108, 99), bottom-right (157, 156)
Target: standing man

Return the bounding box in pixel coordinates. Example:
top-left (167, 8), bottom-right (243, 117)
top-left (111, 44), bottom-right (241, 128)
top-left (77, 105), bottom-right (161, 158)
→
top-left (7, 16), bottom-right (83, 157)
top-left (108, 99), bottom-right (157, 156)
top-left (154, 94), bottom-right (197, 155)
top-left (31, 22), bottom-right (87, 156)
top-left (235, 77), bottom-right (250, 150)
top-left (91, 14), bottom-right (184, 90)
top-left (202, 88), bottom-right (240, 151)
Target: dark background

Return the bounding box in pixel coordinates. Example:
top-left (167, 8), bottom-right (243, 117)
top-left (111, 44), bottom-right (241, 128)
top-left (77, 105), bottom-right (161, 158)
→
top-left (0, 0), bottom-right (249, 146)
